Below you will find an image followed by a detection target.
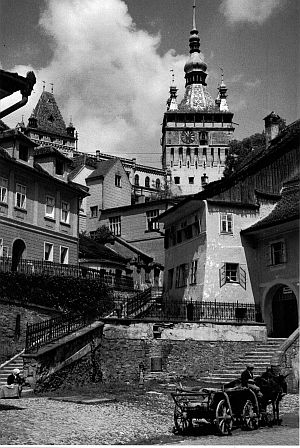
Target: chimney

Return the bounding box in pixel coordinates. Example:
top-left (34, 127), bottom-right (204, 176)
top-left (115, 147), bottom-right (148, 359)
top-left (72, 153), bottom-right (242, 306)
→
top-left (264, 112), bottom-right (282, 147)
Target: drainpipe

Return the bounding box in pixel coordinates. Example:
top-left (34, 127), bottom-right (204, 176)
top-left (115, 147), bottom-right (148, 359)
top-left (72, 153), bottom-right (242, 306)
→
top-left (0, 71), bottom-right (36, 119)
top-left (0, 94), bottom-right (29, 119)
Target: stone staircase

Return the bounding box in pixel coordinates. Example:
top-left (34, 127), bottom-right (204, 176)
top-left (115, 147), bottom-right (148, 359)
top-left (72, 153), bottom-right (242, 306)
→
top-left (0, 353), bottom-right (24, 387)
top-left (199, 338), bottom-right (286, 388)
top-left (0, 351), bottom-right (33, 395)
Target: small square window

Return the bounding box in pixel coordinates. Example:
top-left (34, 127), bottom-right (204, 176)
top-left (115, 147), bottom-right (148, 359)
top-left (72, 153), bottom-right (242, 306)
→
top-left (174, 176), bottom-right (180, 185)
top-left (90, 206), bottom-right (98, 218)
top-left (189, 177), bottom-right (194, 184)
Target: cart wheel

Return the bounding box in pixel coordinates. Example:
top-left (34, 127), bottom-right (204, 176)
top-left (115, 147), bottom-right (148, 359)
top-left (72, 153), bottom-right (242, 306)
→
top-left (174, 405), bottom-right (191, 434)
top-left (242, 400), bottom-right (259, 430)
top-left (215, 399), bottom-right (233, 436)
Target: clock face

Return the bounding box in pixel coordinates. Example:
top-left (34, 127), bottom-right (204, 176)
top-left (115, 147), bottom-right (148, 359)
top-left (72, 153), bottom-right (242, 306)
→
top-left (181, 130), bottom-right (195, 144)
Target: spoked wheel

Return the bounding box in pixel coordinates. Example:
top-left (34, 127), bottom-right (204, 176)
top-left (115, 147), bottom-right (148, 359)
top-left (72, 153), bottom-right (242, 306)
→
top-left (215, 399), bottom-right (233, 436)
top-left (242, 400), bottom-right (259, 430)
top-left (174, 405), bottom-right (191, 434)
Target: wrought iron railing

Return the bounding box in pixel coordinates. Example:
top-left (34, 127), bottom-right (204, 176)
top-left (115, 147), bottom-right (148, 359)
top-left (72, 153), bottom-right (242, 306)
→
top-left (0, 257), bottom-right (134, 290)
top-left (108, 298), bottom-right (263, 323)
top-left (25, 314), bottom-right (92, 353)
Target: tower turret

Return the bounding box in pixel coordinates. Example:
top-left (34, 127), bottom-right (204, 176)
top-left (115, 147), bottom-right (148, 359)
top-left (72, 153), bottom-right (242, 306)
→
top-left (167, 70), bottom-right (178, 111)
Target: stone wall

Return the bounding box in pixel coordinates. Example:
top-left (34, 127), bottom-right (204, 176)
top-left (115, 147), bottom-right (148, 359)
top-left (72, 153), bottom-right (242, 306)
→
top-left (272, 329), bottom-right (299, 394)
top-left (0, 299), bottom-right (61, 364)
top-left (32, 320), bottom-right (267, 391)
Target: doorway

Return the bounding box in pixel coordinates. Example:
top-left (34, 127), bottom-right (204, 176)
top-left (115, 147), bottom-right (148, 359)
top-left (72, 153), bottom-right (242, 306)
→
top-left (11, 239), bottom-right (26, 272)
top-left (271, 285), bottom-right (298, 337)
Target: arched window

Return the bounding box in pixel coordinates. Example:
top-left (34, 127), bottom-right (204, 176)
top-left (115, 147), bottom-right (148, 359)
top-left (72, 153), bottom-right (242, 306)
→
top-left (156, 178), bottom-right (160, 189)
top-left (145, 176), bottom-right (150, 188)
top-left (134, 174), bottom-right (139, 186)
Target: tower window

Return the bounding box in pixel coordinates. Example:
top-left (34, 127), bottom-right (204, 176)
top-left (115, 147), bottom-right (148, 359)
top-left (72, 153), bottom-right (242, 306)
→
top-left (199, 132), bottom-right (208, 145)
top-left (189, 177), bottom-right (194, 184)
top-left (179, 147), bottom-right (183, 156)
top-left (145, 176), bottom-right (150, 188)
top-left (134, 174), bottom-right (139, 186)
top-left (202, 148), bottom-right (207, 157)
top-left (115, 174), bottom-right (121, 187)
top-left (156, 178), bottom-right (160, 189)
top-left (194, 148), bottom-right (198, 157)
top-left (174, 177), bottom-right (180, 185)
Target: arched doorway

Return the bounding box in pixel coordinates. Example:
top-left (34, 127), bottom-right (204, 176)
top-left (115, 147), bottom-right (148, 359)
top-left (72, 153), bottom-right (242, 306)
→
top-left (271, 285), bottom-right (298, 337)
top-left (11, 239), bottom-right (26, 272)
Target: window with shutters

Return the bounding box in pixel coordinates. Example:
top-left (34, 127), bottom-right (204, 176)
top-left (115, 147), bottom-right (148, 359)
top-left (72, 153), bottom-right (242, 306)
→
top-left (270, 240), bottom-right (286, 265)
top-left (219, 263), bottom-right (246, 289)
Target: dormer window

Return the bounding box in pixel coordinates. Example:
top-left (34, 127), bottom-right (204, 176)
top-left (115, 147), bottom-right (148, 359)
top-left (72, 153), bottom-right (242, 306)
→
top-left (19, 145), bottom-right (29, 162)
top-left (48, 115), bottom-right (54, 123)
top-left (56, 159), bottom-right (64, 175)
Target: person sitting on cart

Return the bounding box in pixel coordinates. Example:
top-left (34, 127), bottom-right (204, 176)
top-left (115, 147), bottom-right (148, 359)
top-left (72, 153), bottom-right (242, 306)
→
top-left (241, 365), bottom-right (263, 400)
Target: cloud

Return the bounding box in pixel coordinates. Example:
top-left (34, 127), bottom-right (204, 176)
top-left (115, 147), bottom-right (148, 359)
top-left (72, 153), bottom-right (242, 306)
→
top-left (220, 0), bottom-right (284, 24)
top-left (245, 78), bottom-right (261, 88)
top-left (3, 0), bottom-right (187, 167)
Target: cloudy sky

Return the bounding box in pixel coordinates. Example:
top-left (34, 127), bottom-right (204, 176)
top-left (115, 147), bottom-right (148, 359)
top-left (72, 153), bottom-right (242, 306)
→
top-left (0, 0), bottom-right (299, 167)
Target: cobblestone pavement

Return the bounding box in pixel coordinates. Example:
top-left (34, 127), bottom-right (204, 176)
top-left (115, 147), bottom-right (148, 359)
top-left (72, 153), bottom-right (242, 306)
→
top-left (0, 388), bottom-right (298, 445)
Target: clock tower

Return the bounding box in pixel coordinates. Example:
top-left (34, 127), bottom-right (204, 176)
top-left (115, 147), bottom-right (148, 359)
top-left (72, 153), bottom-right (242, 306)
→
top-left (161, 0), bottom-right (235, 195)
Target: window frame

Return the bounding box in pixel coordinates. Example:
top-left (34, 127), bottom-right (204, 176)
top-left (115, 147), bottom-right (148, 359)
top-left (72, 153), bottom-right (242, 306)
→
top-left (61, 201), bottom-right (70, 224)
top-left (115, 174), bottom-right (122, 188)
top-left (45, 195), bottom-right (55, 219)
top-left (44, 242), bottom-right (54, 262)
top-left (60, 246), bottom-right (69, 264)
top-left (270, 240), bottom-right (286, 266)
top-left (109, 216), bottom-right (121, 236)
top-left (90, 206), bottom-right (98, 218)
top-left (15, 183), bottom-right (26, 209)
top-left (0, 177), bottom-right (8, 203)
top-left (146, 209), bottom-right (159, 231)
top-left (220, 213), bottom-right (233, 234)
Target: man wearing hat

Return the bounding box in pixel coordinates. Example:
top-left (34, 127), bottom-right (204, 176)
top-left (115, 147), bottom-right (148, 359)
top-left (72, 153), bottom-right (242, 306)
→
top-left (241, 365), bottom-right (263, 399)
top-left (6, 368), bottom-right (24, 397)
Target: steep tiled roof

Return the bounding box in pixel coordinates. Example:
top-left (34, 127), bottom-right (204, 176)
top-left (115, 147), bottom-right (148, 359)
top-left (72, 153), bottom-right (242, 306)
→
top-left (87, 159), bottom-right (117, 180)
top-left (79, 235), bottom-right (128, 263)
top-left (29, 91), bottom-right (69, 136)
top-left (242, 177), bottom-right (299, 233)
top-left (0, 120), bottom-right (10, 130)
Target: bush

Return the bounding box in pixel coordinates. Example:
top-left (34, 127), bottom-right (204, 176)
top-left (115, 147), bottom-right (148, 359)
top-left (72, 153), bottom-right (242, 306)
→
top-left (0, 272), bottom-right (113, 317)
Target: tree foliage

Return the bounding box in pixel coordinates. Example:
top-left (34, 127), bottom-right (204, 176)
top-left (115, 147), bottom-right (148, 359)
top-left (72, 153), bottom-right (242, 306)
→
top-left (89, 225), bottom-right (114, 244)
top-left (223, 132), bottom-right (266, 177)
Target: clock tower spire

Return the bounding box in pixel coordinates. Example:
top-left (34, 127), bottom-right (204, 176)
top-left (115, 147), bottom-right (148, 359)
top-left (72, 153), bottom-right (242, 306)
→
top-left (161, 0), bottom-right (235, 195)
